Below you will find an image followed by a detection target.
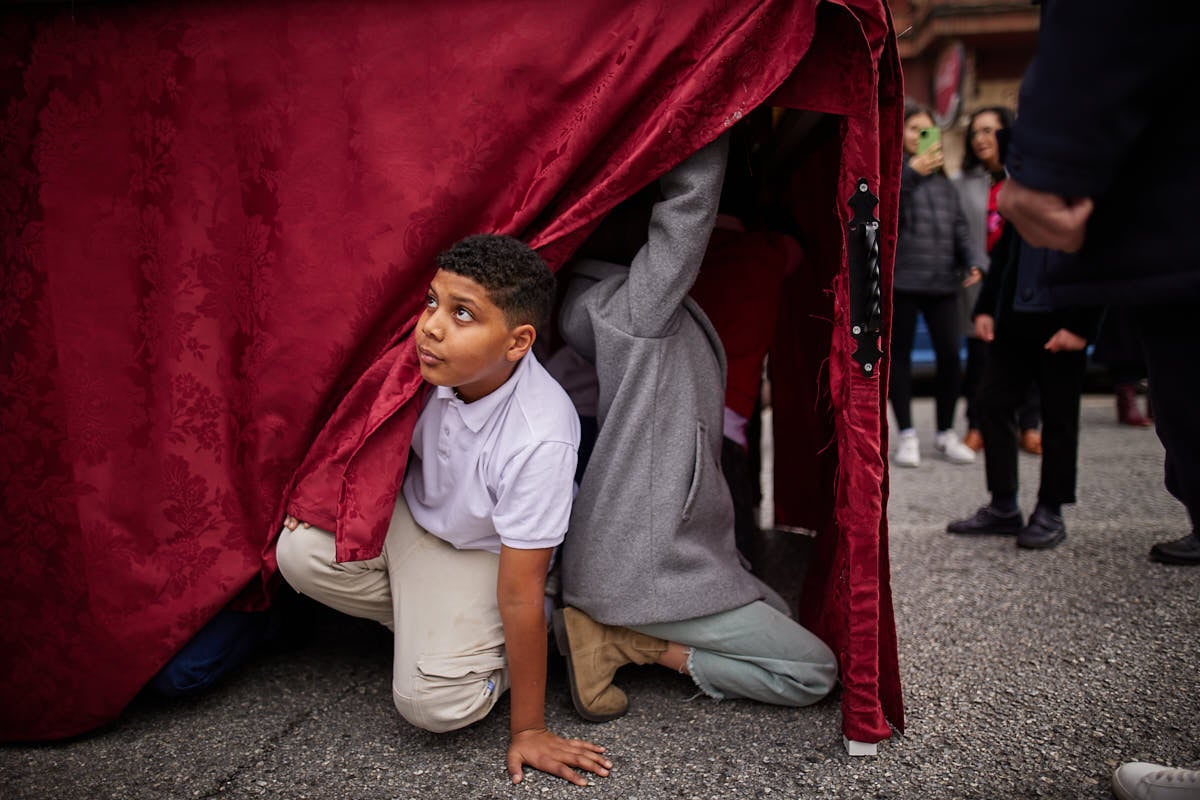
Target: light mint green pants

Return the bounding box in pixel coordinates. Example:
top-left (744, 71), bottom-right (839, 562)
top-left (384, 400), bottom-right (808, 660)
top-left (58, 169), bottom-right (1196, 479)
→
top-left (630, 599), bottom-right (837, 707)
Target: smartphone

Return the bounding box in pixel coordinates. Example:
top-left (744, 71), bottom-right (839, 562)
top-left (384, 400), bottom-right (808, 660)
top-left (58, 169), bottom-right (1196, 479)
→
top-left (917, 126), bottom-right (941, 154)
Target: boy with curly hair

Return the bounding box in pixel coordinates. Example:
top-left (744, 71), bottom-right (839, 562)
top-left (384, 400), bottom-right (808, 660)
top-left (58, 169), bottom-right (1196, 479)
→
top-left (276, 234), bottom-right (608, 785)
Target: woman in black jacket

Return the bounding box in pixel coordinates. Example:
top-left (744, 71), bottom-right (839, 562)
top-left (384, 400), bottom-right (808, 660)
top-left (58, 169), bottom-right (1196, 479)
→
top-left (890, 100), bottom-right (986, 468)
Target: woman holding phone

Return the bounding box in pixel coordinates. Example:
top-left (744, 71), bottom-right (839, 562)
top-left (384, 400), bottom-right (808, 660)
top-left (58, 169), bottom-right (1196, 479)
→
top-left (890, 99), bottom-right (987, 468)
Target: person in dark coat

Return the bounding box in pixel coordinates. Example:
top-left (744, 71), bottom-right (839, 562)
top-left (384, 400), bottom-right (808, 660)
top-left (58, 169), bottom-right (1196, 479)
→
top-left (953, 105), bottom-right (1043, 455)
top-left (997, 0), bottom-right (1200, 569)
top-left (890, 100), bottom-right (987, 468)
top-left (995, 3), bottom-right (1200, 793)
top-left (945, 224), bottom-right (1099, 549)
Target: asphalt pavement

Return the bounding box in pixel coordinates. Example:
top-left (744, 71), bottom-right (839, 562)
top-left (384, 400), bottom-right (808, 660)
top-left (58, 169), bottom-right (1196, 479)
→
top-left (3, 395), bottom-right (1198, 800)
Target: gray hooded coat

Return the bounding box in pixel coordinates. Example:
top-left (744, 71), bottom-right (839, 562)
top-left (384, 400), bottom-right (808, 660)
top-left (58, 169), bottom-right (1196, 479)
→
top-left (558, 135), bottom-right (767, 627)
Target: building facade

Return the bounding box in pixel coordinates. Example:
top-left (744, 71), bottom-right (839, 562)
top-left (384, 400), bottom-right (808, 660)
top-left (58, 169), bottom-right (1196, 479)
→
top-left (892, 0), bottom-right (1038, 171)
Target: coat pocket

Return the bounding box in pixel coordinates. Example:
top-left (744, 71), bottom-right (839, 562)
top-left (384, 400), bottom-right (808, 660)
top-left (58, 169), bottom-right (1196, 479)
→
top-left (681, 420), bottom-right (706, 522)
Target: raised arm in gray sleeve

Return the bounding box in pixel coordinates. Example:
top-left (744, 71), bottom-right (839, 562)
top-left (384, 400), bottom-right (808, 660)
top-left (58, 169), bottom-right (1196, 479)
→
top-left (623, 133), bottom-right (728, 338)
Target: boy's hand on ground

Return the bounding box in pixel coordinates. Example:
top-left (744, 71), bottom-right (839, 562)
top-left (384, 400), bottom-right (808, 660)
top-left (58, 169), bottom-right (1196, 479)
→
top-left (283, 515), bottom-right (310, 531)
top-left (506, 727), bottom-right (611, 786)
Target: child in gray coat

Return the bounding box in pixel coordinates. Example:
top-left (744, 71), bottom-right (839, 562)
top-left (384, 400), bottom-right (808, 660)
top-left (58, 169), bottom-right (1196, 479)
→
top-left (553, 134), bottom-right (837, 721)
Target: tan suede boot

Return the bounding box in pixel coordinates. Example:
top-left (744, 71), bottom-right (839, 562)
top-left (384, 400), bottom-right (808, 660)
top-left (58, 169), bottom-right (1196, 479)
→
top-left (552, 607), bottom-right (669, 722)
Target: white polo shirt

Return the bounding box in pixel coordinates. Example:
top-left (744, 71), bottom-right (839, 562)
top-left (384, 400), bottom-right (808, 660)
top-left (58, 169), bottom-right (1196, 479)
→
top-left (402, 351), bottom-right (580, 554)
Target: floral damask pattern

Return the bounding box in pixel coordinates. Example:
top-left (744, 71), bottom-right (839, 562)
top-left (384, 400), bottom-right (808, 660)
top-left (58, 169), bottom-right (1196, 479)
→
top-left (0, 0), bottom-right (900, 744)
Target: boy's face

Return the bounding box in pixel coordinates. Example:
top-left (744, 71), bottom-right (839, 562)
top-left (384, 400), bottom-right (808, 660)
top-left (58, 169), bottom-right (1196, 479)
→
top-left (415, 269), bottom-right (534, 403)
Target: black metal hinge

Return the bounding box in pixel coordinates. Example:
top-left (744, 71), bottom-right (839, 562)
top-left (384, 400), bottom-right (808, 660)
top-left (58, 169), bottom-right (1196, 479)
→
top-left (848, 179), bottom-right (883, 376)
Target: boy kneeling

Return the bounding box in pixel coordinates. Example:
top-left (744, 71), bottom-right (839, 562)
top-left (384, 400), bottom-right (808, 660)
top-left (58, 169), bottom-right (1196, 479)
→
top-left (276, 235), bottom-right (608, 785)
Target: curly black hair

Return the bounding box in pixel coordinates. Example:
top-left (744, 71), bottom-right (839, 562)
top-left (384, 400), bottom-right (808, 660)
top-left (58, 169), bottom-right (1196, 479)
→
top-left (434, 234), bottom-right (555, 332)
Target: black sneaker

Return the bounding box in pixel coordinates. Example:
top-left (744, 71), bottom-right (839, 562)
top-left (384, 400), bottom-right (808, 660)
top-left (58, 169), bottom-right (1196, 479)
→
top-left (1017, 506), bottom-right (1066, 549)
top-left (1149, 532), bottom-right (1200, 565)
top-left (947, 505), bottom-right (1023, 535)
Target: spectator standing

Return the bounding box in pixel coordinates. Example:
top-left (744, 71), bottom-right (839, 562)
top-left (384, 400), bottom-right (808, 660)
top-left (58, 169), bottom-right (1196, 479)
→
top-left (953, 106), bottom-right (1043, 455)
top-left (991, 0), bottom-right (1199, 791)
top-left (945, 226), bottom-right (1098, 549)
top-left (891, 101), bottom-right (986, 467)
top-left (996, 0), bottom-right (1200, 568)
top-left (1092, 307), bottom-right (1153, 427)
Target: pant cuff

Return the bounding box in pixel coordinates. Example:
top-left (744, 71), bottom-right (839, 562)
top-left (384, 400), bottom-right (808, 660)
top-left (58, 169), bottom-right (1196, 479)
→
top-left (685, 649), bottom-right (724, 701)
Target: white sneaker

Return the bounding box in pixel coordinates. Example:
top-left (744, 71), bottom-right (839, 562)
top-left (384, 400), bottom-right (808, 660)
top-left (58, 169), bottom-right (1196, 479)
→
top-left (1112, 762), bottom-right (1200, 800)
top-left (935, 430), bottom-right (976, 464)
top-left (893, 430), bottom-right (920, 467)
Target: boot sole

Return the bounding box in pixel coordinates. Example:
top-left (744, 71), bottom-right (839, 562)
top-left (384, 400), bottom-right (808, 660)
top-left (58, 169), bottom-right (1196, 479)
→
top-left (551, 609), bottom-right (627, 723)
top-left (948, 527), bottom-right (1020, 535)
top-left (1149, 551), bottom-right (1200, 565)
top-left (1017, 531), bottom-right (1066, 549)
top-left (946, 522), bottom-right (1021, 535)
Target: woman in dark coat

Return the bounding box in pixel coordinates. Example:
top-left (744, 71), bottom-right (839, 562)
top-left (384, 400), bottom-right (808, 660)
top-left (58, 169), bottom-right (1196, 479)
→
top-left (953, 106), bottom-right (1043, 454)
top-left (890, 100), bottom-right (986, 468)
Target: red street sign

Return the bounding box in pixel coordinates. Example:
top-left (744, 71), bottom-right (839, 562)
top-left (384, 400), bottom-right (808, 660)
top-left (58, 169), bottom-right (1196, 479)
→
top-left (933, 42), bottom-right (965, 127)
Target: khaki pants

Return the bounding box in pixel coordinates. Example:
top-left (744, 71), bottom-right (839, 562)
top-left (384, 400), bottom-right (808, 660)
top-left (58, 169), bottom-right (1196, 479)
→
top-left (275, 498), bottom-right (509, 732)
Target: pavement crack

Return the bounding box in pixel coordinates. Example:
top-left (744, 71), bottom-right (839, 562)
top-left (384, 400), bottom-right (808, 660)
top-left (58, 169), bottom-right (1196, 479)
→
top-left (195, 677), bottom-right (373, 799)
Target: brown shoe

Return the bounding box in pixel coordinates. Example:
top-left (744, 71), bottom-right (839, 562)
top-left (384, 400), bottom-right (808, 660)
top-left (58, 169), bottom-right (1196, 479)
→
top-left (962, 428), bottom-right (984, 452)
top-left (1116, 383), bottom-right (1153, 427)
top-left (552, 607), bottom-right (668, 722)
top-left (1020, 428), bottom-right (1042, 455)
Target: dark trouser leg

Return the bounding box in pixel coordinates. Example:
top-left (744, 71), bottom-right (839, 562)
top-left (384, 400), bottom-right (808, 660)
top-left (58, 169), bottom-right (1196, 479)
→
top-left (978, 336), bottom-right (1035, 497)
top-left (921, 293), bottom-right (963, 432)
top-left (889, 292), bottom-right (920, 431)
top-left (1018, 384), bottom-right (1042, 432)
top-left (963, 337), bottom-right (988, 430)
top-left (1034, 348), bottom-right (1087, 507)
top-left (1136, 307), bottom-right (1200, 531)
top-left (722, 437), bottom-right (759, 563)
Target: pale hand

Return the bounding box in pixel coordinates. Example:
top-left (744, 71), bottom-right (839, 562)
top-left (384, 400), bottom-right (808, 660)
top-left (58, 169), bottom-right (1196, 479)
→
top-left (1044, 328), bottom-right (1087, 352)
top-left (974, 314), bottom-right (995, 343)
top-left (962, 267), bottom-right (983, 288)
top-left (996, 178), bottom-right (1094, 253)
top-left (909, 144), bottom-right (944, 177)
top-left (283, 515), bottom-right (310, 531)
top-left (506, 728), bottom-right (611, 786)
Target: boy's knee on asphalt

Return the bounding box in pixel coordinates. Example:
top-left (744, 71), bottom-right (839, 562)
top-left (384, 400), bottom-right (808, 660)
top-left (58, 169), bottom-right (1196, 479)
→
top-left (392, 654), bottom-right (507, 733)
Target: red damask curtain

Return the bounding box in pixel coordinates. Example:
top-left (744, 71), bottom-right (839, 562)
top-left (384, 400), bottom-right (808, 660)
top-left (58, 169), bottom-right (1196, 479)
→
top-left (0, 0), bottom-right (902, 744)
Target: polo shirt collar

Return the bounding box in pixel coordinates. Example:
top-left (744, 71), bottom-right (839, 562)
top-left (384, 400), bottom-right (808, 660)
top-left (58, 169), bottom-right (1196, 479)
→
top-left (436, 354), bottom-right (531, 433)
